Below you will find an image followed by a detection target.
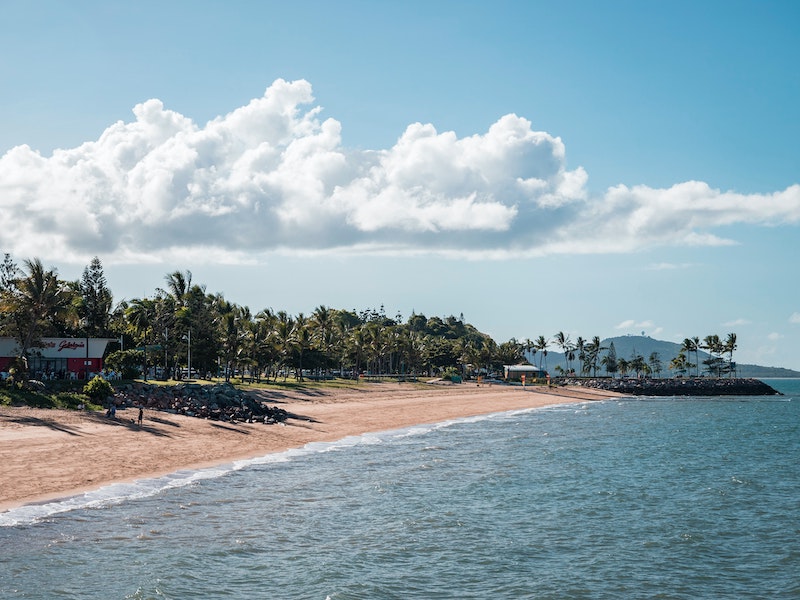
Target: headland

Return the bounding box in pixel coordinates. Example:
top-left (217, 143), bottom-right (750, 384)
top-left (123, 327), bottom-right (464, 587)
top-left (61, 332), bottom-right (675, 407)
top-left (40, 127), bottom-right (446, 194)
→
top-left (562, 377), bottom-right (781, 396)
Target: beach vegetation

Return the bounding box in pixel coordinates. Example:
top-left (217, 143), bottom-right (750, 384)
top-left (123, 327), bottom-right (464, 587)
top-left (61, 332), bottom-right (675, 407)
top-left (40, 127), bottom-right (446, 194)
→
top-left (0, 255), bottom-right (78, 383)
top-left (0, 385), bottom-right (102, 410)
top-left (83, 375), bottom-right (114, 404)
top-left (104, 349), bottom-right (145, 379)
top-left (0, 252), bottom-right (749, 403)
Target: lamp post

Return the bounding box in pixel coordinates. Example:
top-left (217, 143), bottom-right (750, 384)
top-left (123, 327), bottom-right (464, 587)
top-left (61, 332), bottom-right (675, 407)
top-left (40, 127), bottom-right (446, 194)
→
top-left (183, 329), bottom-right (192, 380)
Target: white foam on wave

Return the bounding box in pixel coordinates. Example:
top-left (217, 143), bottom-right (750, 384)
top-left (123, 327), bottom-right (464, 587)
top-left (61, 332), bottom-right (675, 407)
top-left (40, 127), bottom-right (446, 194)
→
top-left (0, 400), bottom-right (589, 527)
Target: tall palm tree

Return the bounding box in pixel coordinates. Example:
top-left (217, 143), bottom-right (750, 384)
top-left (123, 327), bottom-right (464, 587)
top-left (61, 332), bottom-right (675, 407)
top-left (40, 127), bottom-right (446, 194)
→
top-left (274, 311), bottom-right (296, 381)
top-left (585, 336), bottom-right (606, 377)
top-left (525, 338), bottom-right (537, 371)
top-left (311, 305), bottom-right (334, 376)
top-left (534, 335), bottom-right (549, 372)
top-left (701, 334), bottom-right (724, 376)
top-left (724, 333), bottom-right (737, 377)
top-left (164, 270), bottom-right (192, 308)
top-left (648, 352), bottom-right (663, 378)
top-left (575, 336), bottom-right (586, 376)
top-left (125, 297), bottom-right (156, 380)
top-left (691, 336), bottom-right (701, 376)
top-left (681, 338), bottom-right (697, 377)
top-left (669, 351), bottom-right (689, 377)
top-left (294, 313), bottom-right (310, 380)
top-left (554, 331), bottom-right (573, 374)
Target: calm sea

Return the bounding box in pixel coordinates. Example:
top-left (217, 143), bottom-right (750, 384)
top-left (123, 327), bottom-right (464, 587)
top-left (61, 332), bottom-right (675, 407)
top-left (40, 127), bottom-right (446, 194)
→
top-left (1, 380), bottom-right (798, 599)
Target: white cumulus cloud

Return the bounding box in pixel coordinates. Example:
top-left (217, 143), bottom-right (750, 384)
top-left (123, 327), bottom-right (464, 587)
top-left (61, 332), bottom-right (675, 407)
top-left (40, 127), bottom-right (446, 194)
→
top-left (1, 78), bottom-right (798, 265)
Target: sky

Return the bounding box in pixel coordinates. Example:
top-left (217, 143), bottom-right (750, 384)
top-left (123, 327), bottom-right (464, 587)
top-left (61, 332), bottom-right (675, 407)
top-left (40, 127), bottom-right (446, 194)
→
top-left (1, 0), bottom-right (799, 369)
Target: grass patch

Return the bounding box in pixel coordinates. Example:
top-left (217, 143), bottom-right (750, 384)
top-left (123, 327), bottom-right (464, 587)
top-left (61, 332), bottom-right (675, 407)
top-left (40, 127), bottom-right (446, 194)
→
top-left (0, 386), bottom-right (102, 410)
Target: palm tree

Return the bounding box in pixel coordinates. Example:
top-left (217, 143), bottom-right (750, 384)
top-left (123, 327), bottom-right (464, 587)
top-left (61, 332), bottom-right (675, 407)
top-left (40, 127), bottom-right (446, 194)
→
top-left (629, 354), bottom-right (646, 378)
top-left (617, 357), bottom-right (630, 378)
top-left (274, 311), bottom-right (296, 381)
top-left (164, 270), bottom-right (192, 308)
top-left (125, 297), bottom-right (156, 380)
top-left (534, 335), bottom-right (549, 372)
top-left (584, 336), bottom-right (606, 377)
top-left (681, 338), bottom-right (698, 377)
top-left (724, 333), bottom-right (737, 377)
top-left (648, 352), bottom-right (663, 378)
top-left (311, 305), bottom-right (334, 376)
top-left (691, 336), bottom-right (701, 376)
top-left (524, 338), bottom-right (537, 371)
top-left (702, 334), bottom-right (724, 376)
top-left (554, 331), bottom-right (573, 375)
top-left (669, 351), bottom-right (689, 377)
top-left (293, 313), bottom-right (311, 380)
top-left (0, 258), bottom-right (76, 378)
top-left (575, 336), bottom-right (586, 376)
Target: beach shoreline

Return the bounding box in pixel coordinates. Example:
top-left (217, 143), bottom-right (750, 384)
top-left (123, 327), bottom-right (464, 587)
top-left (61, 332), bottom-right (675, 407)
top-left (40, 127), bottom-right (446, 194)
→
top-left (0, 382), bottom-right (621, 513)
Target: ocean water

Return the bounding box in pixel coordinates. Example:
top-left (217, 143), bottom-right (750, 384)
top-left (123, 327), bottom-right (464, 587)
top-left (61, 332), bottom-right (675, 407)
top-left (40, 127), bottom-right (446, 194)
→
top-left (1, 379), bottom-right (798, 599)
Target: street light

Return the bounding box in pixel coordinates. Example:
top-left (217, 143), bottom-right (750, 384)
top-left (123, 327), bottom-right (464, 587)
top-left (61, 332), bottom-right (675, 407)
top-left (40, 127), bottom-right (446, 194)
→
top-left (182, 329), bottom-right (192, 380)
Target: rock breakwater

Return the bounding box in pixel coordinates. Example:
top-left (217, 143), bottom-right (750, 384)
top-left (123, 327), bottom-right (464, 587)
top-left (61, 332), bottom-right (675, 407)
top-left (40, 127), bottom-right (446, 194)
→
top-left (561, 377), bottom-right (781, 396)
top-left (113, 382), bottom-right (290, 423)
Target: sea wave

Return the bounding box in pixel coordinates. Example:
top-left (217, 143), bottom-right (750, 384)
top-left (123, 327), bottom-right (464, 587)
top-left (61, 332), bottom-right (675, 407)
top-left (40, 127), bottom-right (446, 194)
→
top-left (0, 401), bottom-right (582, 527)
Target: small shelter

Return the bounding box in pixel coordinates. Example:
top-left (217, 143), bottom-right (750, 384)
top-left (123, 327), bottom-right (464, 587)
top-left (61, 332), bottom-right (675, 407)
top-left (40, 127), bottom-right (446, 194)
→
top-left (504, 364), bottom-right (547, 382)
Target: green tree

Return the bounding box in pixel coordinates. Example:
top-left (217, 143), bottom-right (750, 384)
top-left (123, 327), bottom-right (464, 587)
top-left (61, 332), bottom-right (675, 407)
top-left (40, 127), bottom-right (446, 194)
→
top-left (701, 334), bottom-right (724, 376)
top-left (724, 333), bottom-right (737, 377)
top-left (554, 331), bottom-right (574, 374)
top-left (76, 257), bottom-right (114, 337)
top-left (0, 258), bottom-right (76, 379)
top-left (534, 335), bottom-right (549, 372)
top-left (496, 338), bottom-right (524, 366)
top-left (125, 298), bottom-right (156, 380)
top-left (629, 353), bottom-right (646, 378)
top-left (104, 349), bottom-right (145, 379)
top-left (648, 352), bottom-right (663, 378)
top-left (602, 341), bottom-right (619, 377)
top-left (669, 351), bottom-right (689, 376)
top-left (83, 375), bottom-right (114, 404)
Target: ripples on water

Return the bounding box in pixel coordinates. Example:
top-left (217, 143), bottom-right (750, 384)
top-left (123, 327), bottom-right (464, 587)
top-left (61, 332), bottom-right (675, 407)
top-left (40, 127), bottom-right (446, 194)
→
top-left (1, 380), bottom-right (799, 599)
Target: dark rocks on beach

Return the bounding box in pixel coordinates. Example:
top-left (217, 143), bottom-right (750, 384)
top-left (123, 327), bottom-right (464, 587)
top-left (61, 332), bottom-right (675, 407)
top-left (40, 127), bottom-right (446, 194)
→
top-left (113, 382), bottom-right (289, 424)
top-left (560, 377), bottom-right (781, 397)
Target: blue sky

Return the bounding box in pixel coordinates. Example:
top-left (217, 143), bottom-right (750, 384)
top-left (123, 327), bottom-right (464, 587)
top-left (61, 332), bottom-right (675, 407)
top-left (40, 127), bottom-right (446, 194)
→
top-left (1, 0), bottom-right (799, 369)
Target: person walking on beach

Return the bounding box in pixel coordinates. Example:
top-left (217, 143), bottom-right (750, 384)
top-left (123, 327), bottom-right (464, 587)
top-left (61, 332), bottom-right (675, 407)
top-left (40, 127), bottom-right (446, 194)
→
top-left (137, 406), bottom-right (144, 427)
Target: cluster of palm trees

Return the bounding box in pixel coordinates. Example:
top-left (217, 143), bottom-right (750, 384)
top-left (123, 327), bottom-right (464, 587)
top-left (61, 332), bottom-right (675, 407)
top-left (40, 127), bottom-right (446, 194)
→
top-left (520, 333), bottom-right (610, 377)
top-left (0, 255), bottom-right (527, 382)
top-left (671, 334), bottom-right (738, 377)
top-left (121, 275), bottom-right (513, 382)
top-left (517, 331), bottom-right (738, 379)
top-left (0, 254), bottom-right (742, 382)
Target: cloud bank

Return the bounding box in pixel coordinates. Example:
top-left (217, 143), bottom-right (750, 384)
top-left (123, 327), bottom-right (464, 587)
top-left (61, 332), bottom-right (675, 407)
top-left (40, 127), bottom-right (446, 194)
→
top-left (1, 78), bottom-right (798, 264)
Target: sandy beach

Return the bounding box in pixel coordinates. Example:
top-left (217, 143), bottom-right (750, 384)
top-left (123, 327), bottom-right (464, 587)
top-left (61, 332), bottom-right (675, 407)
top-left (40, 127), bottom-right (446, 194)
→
top-left (0, 382), bottom-right (620, 513)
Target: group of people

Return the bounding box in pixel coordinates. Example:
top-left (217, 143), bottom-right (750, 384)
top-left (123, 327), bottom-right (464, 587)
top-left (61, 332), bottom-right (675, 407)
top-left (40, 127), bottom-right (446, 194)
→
top-left (106, 402), bottom-right (145, 427)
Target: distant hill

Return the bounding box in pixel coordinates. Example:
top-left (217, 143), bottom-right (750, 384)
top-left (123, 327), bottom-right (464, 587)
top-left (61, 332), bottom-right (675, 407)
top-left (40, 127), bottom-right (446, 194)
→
top-left (525, 335), bottom-right (800, 378)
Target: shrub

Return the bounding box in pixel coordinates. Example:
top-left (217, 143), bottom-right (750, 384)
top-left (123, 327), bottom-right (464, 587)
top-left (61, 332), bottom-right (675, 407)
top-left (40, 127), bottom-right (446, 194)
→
top-left (55, 392), bottom-right (99, 410)
top-left (83, 376), bottom-right (114, 404)
top-left (441, 366), bottom-right (461, 381)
